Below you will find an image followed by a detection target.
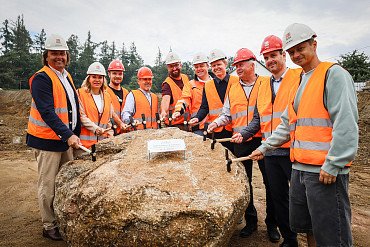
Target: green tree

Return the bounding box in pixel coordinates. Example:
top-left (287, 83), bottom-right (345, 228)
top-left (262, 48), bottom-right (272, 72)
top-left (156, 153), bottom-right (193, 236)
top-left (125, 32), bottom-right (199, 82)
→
top-left (0, 19), bottom-right (13, 54)
top-left (99, 40), bottom-right (111, 68)
top-left (181, 61), bottom-right (194, 80)
top-left (125, 42), bottom-right (144, 89)
top-left (338, 50), bottom-right (370, 81)
top-left (76, 31), bottom-right (98, 86)
top-left (34, 28), bottom-right (46, 54)
top-left (151, 47), bottom-right (167, 93)
top-left (66, 34), bottom-right (80, 81)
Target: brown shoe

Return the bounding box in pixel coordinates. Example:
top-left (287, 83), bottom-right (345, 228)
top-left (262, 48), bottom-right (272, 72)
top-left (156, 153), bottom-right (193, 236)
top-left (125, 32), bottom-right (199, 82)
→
top-left (42, 227), bottom-right (63, 241)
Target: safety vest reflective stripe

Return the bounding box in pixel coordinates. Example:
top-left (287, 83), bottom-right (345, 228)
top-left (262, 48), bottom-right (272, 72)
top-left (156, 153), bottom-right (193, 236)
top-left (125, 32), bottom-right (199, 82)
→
top-left (80, 135), bottom-right (104, 141)
top-left (209, 107), bottom-right (223, 115)
top-left (295, 118), bottom-right (333, 127)
top-left (260, 111), bottom-right (283, 123)
top-left (291, 140), bottom-right (331, 151)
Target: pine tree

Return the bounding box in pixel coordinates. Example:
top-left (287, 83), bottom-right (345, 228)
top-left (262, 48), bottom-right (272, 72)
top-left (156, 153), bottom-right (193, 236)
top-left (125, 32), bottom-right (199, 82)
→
top-left (34, 28), bottom-right (46, 54)
top-left (66, 34), bottom-right (80, 81)
top-left (0, 19), bottom-right (13, 54)
top-left (338, 50), bottom-right (370, 81)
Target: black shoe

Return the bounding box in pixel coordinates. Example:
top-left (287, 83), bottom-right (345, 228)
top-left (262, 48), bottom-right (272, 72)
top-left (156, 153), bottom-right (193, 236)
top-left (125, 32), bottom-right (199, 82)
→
top-left (279, 239), bottom-right (298, 247)
top-left (239, 224), bottom-right (257, 238)
top-left (42, 227), bottom-right (63, 241)
top-left (267, 226), bottom-right (281, 243)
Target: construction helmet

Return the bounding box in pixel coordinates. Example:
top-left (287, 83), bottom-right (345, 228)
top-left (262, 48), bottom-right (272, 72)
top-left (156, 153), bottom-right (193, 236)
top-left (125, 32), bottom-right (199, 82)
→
top-left (137, 67), bottom-right (153, 79)
top-left (260, 35), bottom-right (283, 55)
top-left (283, 23), bottom-right (317, 51)
top-left (87, 62), bottom-right (106, 76)
top-left (165, 51), bottom-right (181, 65)
top-left (192, 52), bottom-right (208, 65)
top-left (209, 49), bottom-right (227, 63)
top-left (108, 59), bottom-right (125, 71)
top-left (232, 48), bottom-right (256, 66)
top-left (45, 34), bottom-right (69, 51)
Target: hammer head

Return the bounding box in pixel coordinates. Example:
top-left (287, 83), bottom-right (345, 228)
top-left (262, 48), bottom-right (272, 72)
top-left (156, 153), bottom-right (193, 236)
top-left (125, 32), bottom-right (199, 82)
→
top-left (183, 112), bottom-right (189, 128)
top-left (141, 113), bottom-right (147, 129)
top-left (211, 132), bottom-right (216, 150)
top-left (110, 118), bottom-right (117, 136)
top-left (91, 144), bottom-right (97, 162)
top-left (226, 159), bottom-right (232, 172)
top-left (129, 116), bottom-right (137, 131)
top-left (203, 123), bottom-right (208, 141)
top-left (168, 110), bottom-right (173, 126)
top-left (155, 113), bottom-right (161, 129)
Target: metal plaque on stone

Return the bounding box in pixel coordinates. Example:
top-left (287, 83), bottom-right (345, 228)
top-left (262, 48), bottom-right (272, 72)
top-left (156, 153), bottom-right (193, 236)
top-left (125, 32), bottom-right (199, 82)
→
top-left (147, 139), bottom-right (186, 160)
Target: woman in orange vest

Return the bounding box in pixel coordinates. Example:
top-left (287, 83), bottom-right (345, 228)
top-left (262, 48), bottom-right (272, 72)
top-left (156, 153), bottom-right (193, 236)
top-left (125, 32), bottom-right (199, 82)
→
top-left (78, 62), bottom-right (123, 148)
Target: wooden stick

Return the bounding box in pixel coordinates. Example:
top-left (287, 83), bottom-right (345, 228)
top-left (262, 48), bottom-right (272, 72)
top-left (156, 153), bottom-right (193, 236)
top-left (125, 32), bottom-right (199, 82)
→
top-left (229, 156), bottom-right (251, 163)
top-left (216, 137), bottom-right (232, 143)
top-left (78, 145), bottom-right (91, 154)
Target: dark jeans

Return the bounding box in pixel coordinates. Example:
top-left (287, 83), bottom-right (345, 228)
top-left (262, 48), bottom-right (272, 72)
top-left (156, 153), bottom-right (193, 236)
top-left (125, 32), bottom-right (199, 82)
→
top-left (234, 138), bottom-right (276, 227)
top-left (264, 156), bottom-right (297, 242)
top-left (290, 169), bottom-right (352, 246)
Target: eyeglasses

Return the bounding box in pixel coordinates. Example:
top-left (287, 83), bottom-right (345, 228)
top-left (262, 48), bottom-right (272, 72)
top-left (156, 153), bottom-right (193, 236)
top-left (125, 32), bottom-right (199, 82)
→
top-left (167, 63), bottom-right (180, 70)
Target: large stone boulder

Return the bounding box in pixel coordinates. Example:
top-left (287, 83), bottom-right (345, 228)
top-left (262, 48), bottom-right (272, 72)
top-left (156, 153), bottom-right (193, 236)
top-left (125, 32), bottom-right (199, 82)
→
top-left (54, 128), bottom-right (249, 246)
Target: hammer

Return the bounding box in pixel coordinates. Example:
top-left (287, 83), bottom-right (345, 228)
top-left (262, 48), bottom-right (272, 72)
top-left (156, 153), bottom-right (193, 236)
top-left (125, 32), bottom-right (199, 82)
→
top-left (211, 136), bottom-right (232, 150)
top-left (141, 113), bottom-right (147, 129)
top-left (225, 149), bottom-right (251, 172)
top-left (78, 144), bottom-right (97, 162)
top-left (129, 116), bottom-right (137, 131)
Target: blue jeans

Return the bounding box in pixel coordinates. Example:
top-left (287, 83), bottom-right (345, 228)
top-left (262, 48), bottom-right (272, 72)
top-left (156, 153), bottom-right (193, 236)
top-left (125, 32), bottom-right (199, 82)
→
top-left (290, 169), bottom-right (352, 246)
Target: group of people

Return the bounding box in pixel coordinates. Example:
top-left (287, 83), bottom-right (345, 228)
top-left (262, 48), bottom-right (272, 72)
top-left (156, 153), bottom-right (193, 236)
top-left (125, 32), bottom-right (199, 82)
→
top-left (27, 22), bottom-right (358, 247)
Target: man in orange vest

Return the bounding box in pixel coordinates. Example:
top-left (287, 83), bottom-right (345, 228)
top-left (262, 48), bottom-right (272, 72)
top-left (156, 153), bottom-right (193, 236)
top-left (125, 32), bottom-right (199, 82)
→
top-left (160, 51), bottom-right (189, 129)
top-left (121, 67), bottom-right (158, 130)
top-left (232, 36), bottom-right (301, 246)
top-left (208, 48), bottom-right (279, 242)
top-left (249, 23), bottom-right (358, 247)
top-left (106, 59), bottom-right (129, 134)
top-left (188, 49), bottom-right (236, 152)
top-left (26, 34), bottom-right (81, 241)
top-left (172, 52), bottom-right (214, 135)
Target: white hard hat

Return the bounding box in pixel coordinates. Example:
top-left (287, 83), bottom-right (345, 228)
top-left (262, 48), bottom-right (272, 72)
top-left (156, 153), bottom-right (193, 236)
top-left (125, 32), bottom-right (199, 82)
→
top-left (208, 49), bottom-right (227, 63)
top-left (45, 34), bottom-right (69, 51)
top-left (165, 51), bottom-right (181, 65)
top-left (283, 23), bottom-right (317, 51)
top-left (87, 62), bottom-right (106, 76)
top-left (192, 52), bottom-right (208, 65)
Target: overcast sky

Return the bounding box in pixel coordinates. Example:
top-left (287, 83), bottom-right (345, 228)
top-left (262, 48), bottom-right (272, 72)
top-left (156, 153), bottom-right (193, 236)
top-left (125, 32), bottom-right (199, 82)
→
top-left (1, 0), bottom-right (369, 67)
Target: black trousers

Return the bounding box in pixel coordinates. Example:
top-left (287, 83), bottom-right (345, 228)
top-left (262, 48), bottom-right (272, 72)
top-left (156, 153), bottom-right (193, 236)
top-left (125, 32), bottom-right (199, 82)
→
top-left (234, 138), bottom-right (276, 227)
top-left (264, 155), bottom-right (297, 241)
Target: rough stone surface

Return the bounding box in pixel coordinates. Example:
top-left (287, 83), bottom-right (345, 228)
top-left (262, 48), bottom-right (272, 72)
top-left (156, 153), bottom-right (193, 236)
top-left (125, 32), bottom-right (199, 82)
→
top-left (54, 128), bottom-right (249, 247)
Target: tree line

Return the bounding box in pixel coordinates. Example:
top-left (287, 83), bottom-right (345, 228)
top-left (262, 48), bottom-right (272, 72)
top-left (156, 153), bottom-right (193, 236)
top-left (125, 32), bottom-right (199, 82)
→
top-left (0, 15), bottom-right (196, 92)
top-left (0, 15), bottom-right (369, 92)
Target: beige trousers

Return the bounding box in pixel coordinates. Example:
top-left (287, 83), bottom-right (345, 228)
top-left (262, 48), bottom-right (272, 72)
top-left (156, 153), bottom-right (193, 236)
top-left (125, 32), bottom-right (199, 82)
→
top-left (34, 148), bottom-right (73, 230)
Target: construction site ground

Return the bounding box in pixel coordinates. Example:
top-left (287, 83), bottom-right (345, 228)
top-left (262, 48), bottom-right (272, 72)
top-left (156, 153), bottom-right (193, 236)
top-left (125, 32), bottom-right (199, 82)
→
top-left (0, 89), bottom-right (369, 247)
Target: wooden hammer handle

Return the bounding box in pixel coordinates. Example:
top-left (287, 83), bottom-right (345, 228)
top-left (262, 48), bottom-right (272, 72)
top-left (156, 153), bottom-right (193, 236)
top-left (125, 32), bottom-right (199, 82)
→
top-left (78, 145), bottom-right (91, 154)
top-left (216, 137), bottom-right (232, 143)
top-left (231, 156), bottom-right (251, 163)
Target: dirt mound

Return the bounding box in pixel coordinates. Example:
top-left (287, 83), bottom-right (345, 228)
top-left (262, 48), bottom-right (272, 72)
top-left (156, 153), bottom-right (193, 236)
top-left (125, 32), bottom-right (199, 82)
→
top-left (0, 90), bottom-right (31, 150)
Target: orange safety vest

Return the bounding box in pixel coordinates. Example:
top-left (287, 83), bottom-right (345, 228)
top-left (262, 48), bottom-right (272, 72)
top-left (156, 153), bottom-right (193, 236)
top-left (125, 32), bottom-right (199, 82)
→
top-left (27, 66), bottom-right (75, 140)
top-left (132, 89), bottom-right (159, 130)
top-left (78, 88), bottom-right (111, 148)
top-left (229, 76), bottom-right (267, 139)
top-left (162, 74), bottom-right (190, 125)
top-left (106, 86), bottom-right (129, 133)
top-left (175, 79), bottom-right (207, 129)
top-left (204, 75), bottom-right (238, 132)
top-left (257, 68), bottom-right (302, 148)
top-left (288, 62), bottom-right (351, 167)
